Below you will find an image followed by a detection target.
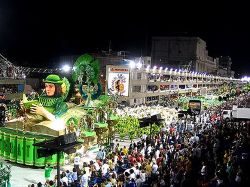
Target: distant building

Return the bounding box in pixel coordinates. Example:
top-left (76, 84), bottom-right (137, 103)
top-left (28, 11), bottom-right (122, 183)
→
top-left (217, 56), bottom-right (234, 77)
top-left (151, 36), bottom-right (217, 74)
top-left (92, 51), bottom-right (128, 74)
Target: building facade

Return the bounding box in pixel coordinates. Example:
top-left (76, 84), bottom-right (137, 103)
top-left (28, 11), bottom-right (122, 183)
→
top-left (106, 64), bottom-right (240, 106)
top-left (151, 37), bottom-right (217, 74)
top-left (217, 56), bottom-right (234, 77)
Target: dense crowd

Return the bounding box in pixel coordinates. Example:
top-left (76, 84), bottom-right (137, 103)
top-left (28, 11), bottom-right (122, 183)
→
top-left (0, 85), bottom-right (19, 94)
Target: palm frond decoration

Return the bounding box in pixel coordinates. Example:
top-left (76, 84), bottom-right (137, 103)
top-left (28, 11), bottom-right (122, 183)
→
top-left (72, 54), bottom-right (100, 85)
top-left (72, 54), bottom-right (102, 105)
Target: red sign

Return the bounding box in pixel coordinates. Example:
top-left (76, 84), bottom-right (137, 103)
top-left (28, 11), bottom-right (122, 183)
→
top-left (110, 68), bottom-right (129, 73)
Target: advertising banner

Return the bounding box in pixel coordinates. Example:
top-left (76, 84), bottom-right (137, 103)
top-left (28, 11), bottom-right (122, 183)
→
top-left (108, 67), bottom-right (129, 96)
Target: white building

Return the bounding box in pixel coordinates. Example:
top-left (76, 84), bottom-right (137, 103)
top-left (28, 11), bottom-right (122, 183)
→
top-left (106, 63), bottom-right (240, 106)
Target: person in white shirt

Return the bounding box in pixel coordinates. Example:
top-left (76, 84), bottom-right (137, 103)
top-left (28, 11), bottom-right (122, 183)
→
top-left (124, 165), bottom-right (136, 176)
top-left (152, 162), bottom-right (158, 174)
top-left (113, 154), bottom-right (118, 165)
top-left (72, 168), bottom-right (78, 182)
top-left (101, 162), bottom-right (110, 175)
top-left (134, 166), bottom-right (140, 176)
top-left (200, 162), bottom-right (207, 182)
top-left (81, 170), bottom-right (88, 187)
top-left (137, 162), bottom-right (141, 168)
top-left (161, 127), bottom-right (167, 133)
top-left (135, 175), bottom-right (143, 187)
top-left (94, 162), bottom-right (100, 171)
top-left (129, 169), bottom-right (136, 180)
top-left (140, 147), bottom-right (145, 157)
top-left (147, 145), bottom-right (152, 156)
top-left (74, 154), bottom-right (81, 171)
top-left (140, 170), bottom-right (146, 183)
top-left (61, 172), bottom-right (68, 186)
top-left (155, 149), bottom-right (160, 159)
top-left (83, 162), bottom-right (90, 178)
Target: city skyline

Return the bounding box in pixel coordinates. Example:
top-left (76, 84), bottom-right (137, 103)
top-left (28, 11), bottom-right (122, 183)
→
top-left (0, 1), bottom-right (249, 77)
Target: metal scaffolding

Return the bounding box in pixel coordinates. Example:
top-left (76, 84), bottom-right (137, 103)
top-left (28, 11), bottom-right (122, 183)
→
top-left (0, 53), bottom-right (61, 77)
top-left (16, 66), bottom-right (61, 74)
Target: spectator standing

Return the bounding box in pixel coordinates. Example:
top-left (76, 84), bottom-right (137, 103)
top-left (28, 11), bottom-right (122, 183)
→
top-left (81, 170), bottom-right (88, 187)
top-left (74, 154), bottom-right (81, 171)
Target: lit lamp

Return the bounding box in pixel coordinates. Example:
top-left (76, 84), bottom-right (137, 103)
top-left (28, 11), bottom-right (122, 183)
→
top-left (62, 64), bottom-right (71, 73)
top-left (136, 62), bottom-right (142, 69)
top-left (129, 60), bottom-right (136, 69)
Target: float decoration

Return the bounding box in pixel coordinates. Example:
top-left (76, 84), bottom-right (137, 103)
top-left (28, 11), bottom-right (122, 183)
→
top-left (72, 54), bottom-right (102, 107)
top-left (0, 74), bottom-right (71, 167)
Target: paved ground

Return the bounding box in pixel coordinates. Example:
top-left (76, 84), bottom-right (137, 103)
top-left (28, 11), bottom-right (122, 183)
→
top-left (3, 149), bottom-right (98, 187)
top-left (2, 135), bottom-right (138, 187)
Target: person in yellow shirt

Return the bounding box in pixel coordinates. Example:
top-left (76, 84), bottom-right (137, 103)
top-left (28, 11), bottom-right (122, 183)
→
top-left (145, 162), bottom-right (152, 176)
top-left (122, 146), bottom-right (128, 155)
top-left (108, 159), bottom-right (114, 170)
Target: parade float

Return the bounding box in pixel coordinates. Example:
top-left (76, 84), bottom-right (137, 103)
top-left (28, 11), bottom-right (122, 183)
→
top-left (177, 96), bottom-right (224, 111)
top-left (176, 81), bottom-right (242, 111)
top-left (0, 54), bottom-right (119, 167)
top-left (0, 73), bottom-right (71, 166)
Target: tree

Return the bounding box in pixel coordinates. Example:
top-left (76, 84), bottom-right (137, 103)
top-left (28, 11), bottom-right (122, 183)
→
top-left (115, 116), bottom-right (139, 141)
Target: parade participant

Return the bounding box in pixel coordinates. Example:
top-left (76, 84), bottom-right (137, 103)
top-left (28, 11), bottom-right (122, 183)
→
top-left (20, 74), bottom-right (70, 133)
top-left (44, 164), bottom-right (53, 181)
top-left (30, 74), bottom-right (69, 121)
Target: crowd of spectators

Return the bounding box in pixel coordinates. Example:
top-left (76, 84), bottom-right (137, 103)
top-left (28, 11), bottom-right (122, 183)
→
top-left (0, 85), bottom-right (18, 94)
top-left (0, 65), bottom-right (25, 79)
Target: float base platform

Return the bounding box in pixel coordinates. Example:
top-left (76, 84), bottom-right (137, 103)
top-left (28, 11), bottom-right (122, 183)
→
top-left (0, 127), bottom-right (64, 167)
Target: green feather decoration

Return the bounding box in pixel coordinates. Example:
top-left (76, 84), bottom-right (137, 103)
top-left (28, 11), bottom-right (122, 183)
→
top-left (72, 53), bottom-right (101, 106)
top-left (62, 77), bottom-right (70, 101)
top-left (91, 59), bottom-right (100, 84)
top-left (72, 53), bottom-right (101, 85)
top-left (73, 54), bottom-right (94, 82)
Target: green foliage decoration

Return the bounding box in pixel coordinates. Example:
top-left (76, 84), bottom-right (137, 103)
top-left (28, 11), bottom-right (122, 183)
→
top-left (115, 116), bottom-right (163, 141)
top-left (72, 54), bottom-right (100, 85)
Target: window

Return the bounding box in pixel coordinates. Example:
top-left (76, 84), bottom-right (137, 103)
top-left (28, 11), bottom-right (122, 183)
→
top-left (223, 111), bottom-right (228, 115)
top-left (179, 85), bottom-right (185, 89)
top-left (170, 85), bottom-right (178, 90)
top-left (137, 73), bottom-right (142, 80)
top-left (132, 86), bottom-right (141, 92)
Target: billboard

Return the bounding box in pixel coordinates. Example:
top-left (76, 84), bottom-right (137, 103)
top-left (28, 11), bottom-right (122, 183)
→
top-left (107, 67), bottom-right (129, 96)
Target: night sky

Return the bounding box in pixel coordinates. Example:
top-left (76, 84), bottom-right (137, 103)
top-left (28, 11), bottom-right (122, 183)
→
top-left (0, 1), bottom-right (249, 77)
